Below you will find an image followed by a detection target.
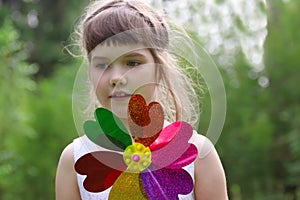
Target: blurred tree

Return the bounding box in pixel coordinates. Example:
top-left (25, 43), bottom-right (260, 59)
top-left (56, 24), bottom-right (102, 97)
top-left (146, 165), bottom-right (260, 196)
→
top-left (2, 0), bottom-right (88, 78)
top-left (148, 0), bottom-right (267, 74)
top-left (219, 56), bottom-right (275, 199)
top-left (0, 2), bottom-right (80, 199)
top-left (0, 10), bottom-right (37, 199)
top-left (0, 15), bottom-right (79, 197)
top-left (218, 0), bottom-right (300, 199)
top-left (13, 62), bottom-right (78, 199)
top-left (264, 0), bottom-right (300, 199)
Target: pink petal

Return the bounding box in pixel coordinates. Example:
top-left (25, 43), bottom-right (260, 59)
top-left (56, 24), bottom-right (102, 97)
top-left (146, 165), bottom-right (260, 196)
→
top-left (165, 144), bottom-right (198, 169)
top-left (149, 121), bottom-right (181, 151)
top-left (150, 121), bottom-right (194, 169)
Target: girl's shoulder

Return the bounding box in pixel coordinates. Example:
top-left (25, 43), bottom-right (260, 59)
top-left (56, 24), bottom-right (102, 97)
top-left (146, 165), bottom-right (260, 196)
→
top-left (190, 130), bottom-right (215, 159)
top-left (58, 142), bottom-right (75, 165)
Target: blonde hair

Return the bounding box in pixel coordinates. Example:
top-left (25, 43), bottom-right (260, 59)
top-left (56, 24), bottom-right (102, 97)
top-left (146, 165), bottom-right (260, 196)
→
top-left (72, 0), bottom-right (202, 128)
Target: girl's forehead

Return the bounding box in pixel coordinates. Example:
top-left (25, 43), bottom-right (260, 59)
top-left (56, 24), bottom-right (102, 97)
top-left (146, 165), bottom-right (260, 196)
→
top-left (89, 43), bottom-right (152, 60)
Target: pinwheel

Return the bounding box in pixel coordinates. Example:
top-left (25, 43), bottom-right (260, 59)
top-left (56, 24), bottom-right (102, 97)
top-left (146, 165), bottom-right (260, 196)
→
top-left (75, 94), bottom-right (198, 199)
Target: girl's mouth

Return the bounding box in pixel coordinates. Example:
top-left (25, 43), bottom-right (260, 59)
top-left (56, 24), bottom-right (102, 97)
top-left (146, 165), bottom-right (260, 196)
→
top-left (110, 92), bottom-right (132, 100)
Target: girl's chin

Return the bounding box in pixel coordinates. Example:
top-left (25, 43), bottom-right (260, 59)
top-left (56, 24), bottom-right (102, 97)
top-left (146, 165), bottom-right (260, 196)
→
top-left (109, 106), bottom-right (128, 119)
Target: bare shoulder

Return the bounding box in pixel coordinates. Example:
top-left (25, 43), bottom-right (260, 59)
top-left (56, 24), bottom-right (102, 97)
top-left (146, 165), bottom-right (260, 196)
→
top-left (190, 133), bottom-right (214, 159)
top-left (55, 142), bottom-right (81, 200)
top-left (191, 133), bottom-right (229, 200)
top-left (59, 142), bottom-right (75, 164)
top-left (56, 143), bottom-right (76, 177)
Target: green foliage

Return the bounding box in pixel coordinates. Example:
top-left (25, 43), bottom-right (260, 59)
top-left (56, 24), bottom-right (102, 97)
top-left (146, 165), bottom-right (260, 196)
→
top-left (13, 62), bottom-right (78, 199)
top-left (264, 0), bottom-right (300, 196)
top-left (0, 8), bottom-right (78, 198)
top-left (215, 0), bottom-right (300, 199)
top-left (8, 0), bottom-right (88, 77)
top-left (0, 15), bottom-right (37, 199)
top-left (218, 57), bottom-right (276, 199)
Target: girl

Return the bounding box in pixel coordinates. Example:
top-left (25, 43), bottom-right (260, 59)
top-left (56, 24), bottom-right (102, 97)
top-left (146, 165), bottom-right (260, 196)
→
top-left (55, 0), bottom-right (228, 199)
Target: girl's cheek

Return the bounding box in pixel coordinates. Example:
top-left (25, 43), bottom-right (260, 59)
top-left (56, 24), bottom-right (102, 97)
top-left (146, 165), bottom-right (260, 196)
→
top-left (91, 71), bottom-right (105, 87)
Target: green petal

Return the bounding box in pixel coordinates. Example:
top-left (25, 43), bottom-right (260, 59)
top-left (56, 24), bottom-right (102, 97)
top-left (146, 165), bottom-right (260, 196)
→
top-left (83, 121), bottom-right (121, 151)
top-left (84, 108), bottom-right (132, 150)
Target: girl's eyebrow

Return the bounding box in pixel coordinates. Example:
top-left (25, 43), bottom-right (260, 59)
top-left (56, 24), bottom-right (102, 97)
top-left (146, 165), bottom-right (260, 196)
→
top-left (91, 56), bottom-right (108, 60)
top-left (123, 52), bottom-right (147, 58)
top-left (91, 51), bottom-right (147, 61)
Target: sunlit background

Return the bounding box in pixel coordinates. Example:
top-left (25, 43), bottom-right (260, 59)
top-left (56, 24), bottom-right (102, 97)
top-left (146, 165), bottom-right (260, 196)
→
top-left (0, 0), bottom-right (299, 199)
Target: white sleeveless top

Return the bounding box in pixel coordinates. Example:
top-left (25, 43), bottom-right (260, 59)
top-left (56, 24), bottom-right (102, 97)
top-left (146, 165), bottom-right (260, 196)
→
top-left (73, 132), bottom-right (212, 200)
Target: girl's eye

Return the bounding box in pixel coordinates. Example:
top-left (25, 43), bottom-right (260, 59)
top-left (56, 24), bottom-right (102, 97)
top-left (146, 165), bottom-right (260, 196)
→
top-left (96, 63), bottom-right (107, 69)
top-left (127, 61), bottom-right (140, 67)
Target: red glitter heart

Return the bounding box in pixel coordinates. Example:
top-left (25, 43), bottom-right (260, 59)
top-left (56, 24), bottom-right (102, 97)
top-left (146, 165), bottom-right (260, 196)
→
top-left (128, 95), bottom-right (164, 147)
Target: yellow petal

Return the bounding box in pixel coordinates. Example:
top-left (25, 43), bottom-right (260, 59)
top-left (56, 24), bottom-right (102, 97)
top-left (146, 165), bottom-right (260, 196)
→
top-left (109, 171), bottom-right (148, 200)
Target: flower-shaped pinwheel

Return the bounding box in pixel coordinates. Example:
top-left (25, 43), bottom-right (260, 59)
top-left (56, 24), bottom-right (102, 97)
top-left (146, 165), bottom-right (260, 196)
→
top-left (75, 94), bottom-right (198, 200)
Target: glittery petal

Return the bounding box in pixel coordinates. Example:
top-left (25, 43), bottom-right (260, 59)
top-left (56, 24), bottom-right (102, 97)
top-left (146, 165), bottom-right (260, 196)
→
top-left (128, 94), bottom-right (164, 147)
top-left (149, 121), bottom-right (181, 151)
top-left (141, 168), bottom-right (194, 200)
top-left (109, 171), bottom-right (149, 200)
top-left (150, 121), bottom-right (193, 169)
top-left (128, 94), bottom-right (150, 127)
top-left (84, 108), bottom-right (132, 151)
top-left (165, 144), bottom-right (198, 169)
top-left (74, 151), bottom-right (127, 192)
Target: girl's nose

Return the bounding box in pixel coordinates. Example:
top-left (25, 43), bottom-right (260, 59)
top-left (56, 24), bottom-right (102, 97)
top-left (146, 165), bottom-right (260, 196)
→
top-left (109, 65), bottom-right (127, 87)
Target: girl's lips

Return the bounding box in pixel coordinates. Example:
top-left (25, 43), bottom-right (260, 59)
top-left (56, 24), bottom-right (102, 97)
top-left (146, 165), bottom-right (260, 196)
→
top-left (109, 92), bottom-right (132, 101)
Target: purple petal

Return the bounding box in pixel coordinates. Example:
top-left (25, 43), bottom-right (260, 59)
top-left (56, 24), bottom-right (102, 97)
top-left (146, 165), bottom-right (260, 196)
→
top-left (141, 168), bottom-right (194, 200)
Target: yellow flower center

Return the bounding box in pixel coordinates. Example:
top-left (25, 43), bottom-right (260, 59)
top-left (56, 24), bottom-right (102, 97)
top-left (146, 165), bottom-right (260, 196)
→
top-left (123, 143), bottom-right (152, 172)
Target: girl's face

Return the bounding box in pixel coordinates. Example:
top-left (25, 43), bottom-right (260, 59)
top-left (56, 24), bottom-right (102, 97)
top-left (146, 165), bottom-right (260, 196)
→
top-left (89, 43), bottom-right (157, 119)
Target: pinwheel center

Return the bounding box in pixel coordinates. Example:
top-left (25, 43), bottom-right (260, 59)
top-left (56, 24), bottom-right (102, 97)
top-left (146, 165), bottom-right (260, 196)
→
top-left (132, 154), bottom-right (140, 162)
top-left (123, 143), bottom-right (152, 172)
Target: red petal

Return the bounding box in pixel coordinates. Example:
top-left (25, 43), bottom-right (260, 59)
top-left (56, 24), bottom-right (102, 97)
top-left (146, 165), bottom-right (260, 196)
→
top-left (74, 151), bottom-right (127, 192)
